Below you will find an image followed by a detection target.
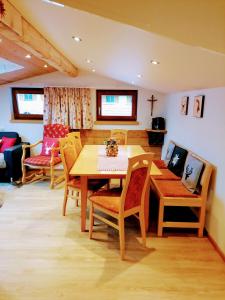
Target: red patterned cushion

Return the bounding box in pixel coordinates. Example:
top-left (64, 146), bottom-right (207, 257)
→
top-left (153, 160), bottom-right (168, 169)
top-left (0, 136), bottom-right (17, 153)
top-left (151, 169), bottom-right (181, 180)
top-left (44, 124), bottom-right (70, 138)
top-left (24, 155), bottom-right (61, 167)
top-left (124, 167), bottom-right (148, 211)
top-left (152, 179), bottom-right (199, 198)
top-left (41, 137), bottom-right (59, 156)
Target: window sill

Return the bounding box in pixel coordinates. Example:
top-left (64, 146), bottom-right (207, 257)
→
top-left (94, 121), bottom-right (139, 125)
top-left (10, 119), bottom-right (43, 124)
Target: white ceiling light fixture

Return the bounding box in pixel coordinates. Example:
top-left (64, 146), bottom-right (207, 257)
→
top-left (72, 36), bottom-right (82, 43)
top-left (137, 74), bottom-right (142, 78)
top-left (25, 54), bottom-right (32, 59)
top-left (150, 59), bottom-right (160, 65)
top-left (92, 68), bottom-right (96, 72)
top-left (85, 58), bottom-right (92, 64)
top-left (44, 64), bottom-right (48, 68)
top-left (42, 0), bottom-right (64, 7)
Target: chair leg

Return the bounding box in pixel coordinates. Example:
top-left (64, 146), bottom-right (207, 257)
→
top-left (21, 163), bottom-right (26, 184)
top-left (89, 202), bottom-right (94, 239)
top-left (157, 199), bottom-right (164, 237)
top-left (198, 206), bottom-right (206, 237)
top-left (139, 210), bottom-right (146, 247)
top-left (118, 217), bottom-right (125, 260)
top-left (50, 165), bottom-right (54, 189)
top-left (62, 186), bottom-right (69, 216)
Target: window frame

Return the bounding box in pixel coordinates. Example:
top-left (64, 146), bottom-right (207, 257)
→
top-left (96, 89), bottom-right (138, 121)
top-left (12, 87), bottom-right (44, 120)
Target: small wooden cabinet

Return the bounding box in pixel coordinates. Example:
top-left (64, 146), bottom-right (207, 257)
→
top-left (146, 129), bottom-right (167, 146)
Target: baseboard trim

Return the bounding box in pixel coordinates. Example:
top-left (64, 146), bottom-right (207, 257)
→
top-left (207, 232), bottom-right (225, 263)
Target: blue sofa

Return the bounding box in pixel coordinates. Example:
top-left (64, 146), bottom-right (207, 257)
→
top-left (0, 132), bottom-right (25, 182)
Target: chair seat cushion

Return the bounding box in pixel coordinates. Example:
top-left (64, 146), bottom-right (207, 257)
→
top-left (89, 188), bottom-right (122, 213)
top-left (152, 179), bottom-right (199, 198)
top-left (68, 178), bottom-right (109, 191)
top-left (151, 169), bottom-right (181, 180)
top-left (153, 160), bottom-right (168, 169)
top-left (24, 155), bottom-right (61, 167)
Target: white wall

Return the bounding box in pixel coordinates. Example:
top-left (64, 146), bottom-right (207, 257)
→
top-left (164, 87), bottom-right (225, 255)
top-left (0, 70), bottom-right (165, 146)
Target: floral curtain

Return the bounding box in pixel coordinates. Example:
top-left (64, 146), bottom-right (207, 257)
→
top-left (43, 87), bottom-right (93, 129)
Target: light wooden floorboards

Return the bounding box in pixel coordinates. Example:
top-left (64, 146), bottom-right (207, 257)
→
top-left (0, 182), bottom-right (225, 300)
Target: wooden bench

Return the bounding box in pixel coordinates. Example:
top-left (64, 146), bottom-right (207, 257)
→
top-left (150, 144), bottom-right (213, 237)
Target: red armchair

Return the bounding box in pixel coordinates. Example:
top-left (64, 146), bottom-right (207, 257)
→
top-left (21, 124), bottom-right (70, 188)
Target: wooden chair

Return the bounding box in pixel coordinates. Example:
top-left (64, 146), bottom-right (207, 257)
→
top-left (66, 132), bottom-right (82, 155)
top-left (110, 129), bottom-right (128, 145)
top-left (89, 153), bottom-right (154, 260)
top-left (110, 129), bottom-right (128, 188)
top-left (59, 137), bottom-right (108, 216)
top-left (151, 152), bottom-right (213, 237)
top-left (21, 124), bottom-right (70, 188)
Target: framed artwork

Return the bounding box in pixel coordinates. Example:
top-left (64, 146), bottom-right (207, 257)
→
top-left (193, 95), bottom-right (205, 118)
top-left (180, 96), bottom-right (189, 115)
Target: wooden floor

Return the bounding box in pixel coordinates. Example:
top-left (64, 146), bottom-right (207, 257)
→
top-left (0, 182), bottom-right (225, 300)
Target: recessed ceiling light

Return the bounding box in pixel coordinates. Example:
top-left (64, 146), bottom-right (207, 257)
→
top-left (92, 69), bottom-right (96, 73)
top-left (25, 54), bottom-right (31, 59)
top-left (150, 59), bottom-right (160, 65)
top-left (86, 59), bottom-right (92, 64)
top-left (72, 36), bottom-right (82, 43)
top-left (44, 64), bottom-right (48, 68)
top-left (137, 74), bottom-right (142, 78)
top-left (42, 0), bottom-right (64, 7)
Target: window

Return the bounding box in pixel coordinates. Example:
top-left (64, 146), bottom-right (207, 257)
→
top-left (12, 88), bottom-right (44, 120)
top-left (96, 90), bottom-right (137, 121)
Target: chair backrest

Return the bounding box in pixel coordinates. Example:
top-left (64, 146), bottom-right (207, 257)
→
top-left (120, 153), bottom-right (154, 212)
top-left (110, 129), bottom-right (128, 145)
top-left (44, 124), bottom-right (70, 138)
top-left (66, 132), bottom-right (82, 155)
top-left (59, 137), bottom-right (78, 182)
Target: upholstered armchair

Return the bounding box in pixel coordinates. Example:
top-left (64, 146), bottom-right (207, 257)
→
top-left (21, 124), bottom-right (70, 188)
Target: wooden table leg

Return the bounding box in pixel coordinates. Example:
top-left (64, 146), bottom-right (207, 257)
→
top-left (80, 176), bottom-right (88, 232)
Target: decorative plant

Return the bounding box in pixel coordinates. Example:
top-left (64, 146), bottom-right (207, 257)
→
top-left (104, 138), bottom-right (118, 157)
top-left (0, 0), bottom-right (5, 18)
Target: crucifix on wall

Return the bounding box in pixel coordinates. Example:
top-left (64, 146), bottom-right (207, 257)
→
top-left (147, 95), bottom-right (158, 116)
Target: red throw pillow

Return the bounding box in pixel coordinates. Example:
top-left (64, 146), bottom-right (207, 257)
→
top-left (0, 136), bottom-right (17, 153)
top-left (40, 137), bottom-right (59, 157)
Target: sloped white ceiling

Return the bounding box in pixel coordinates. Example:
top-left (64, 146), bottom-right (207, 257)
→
top-left (9, 0), bottom-right (225, 93)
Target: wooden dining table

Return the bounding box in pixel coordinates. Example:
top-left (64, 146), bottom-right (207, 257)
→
top-left (69, 145), bottom-right (161, 232)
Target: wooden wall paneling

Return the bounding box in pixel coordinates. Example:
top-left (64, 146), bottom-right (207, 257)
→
top-left (78, 130), bottom-right (162, 159)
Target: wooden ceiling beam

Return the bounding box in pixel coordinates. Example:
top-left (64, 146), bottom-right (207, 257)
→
top-left (0, 0), bottom-right (78, 77)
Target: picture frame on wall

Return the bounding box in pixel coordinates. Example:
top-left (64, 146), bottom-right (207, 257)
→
top-left (193, 95), bottom-right (205, 118)
top-left (180, 96), bottom-right (189, 115)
